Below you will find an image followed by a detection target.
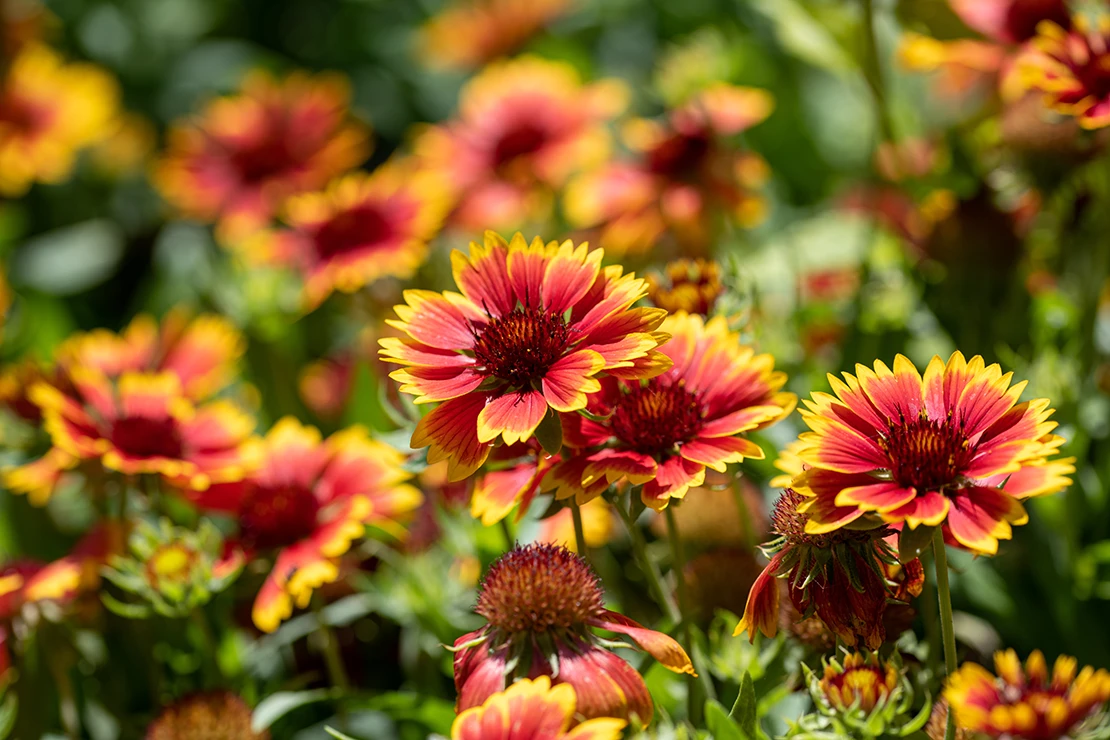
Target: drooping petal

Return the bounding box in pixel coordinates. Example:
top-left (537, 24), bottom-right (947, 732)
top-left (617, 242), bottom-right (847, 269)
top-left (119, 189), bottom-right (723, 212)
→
top-left (834, 481), bottom-right (917, 513)
top-left (881, 490), bottom-right (951, 530)
top-left (640, 456), bottom-right (705, 509)
top-left (945, 487), bottom-right (1027, 555)
top-left (411, 392), bottom-right (492, 480)
top-left (680, 435), bottom-right (764, 471)
top-left (591, 609), bottom-right (696, 675)
top-left (734, 551), bottom-right (785, 642)
top-left (477, 390), bottom-right (548, 445)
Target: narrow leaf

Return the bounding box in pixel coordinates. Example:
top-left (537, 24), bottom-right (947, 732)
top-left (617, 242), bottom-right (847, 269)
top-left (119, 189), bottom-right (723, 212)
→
top-left (705, 699), bottom-right (744, 740)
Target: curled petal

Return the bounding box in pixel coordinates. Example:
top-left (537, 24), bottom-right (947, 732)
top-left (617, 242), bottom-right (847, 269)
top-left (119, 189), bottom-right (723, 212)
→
top-left (591, 609), bottom-right (696, 676)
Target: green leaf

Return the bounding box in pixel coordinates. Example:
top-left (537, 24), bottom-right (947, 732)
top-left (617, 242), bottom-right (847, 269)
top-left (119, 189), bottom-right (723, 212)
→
top-left (898, 525), bottom-right (936, 564)
top-left (730, 671), bottom-right (759, 739)
top-left (535, 409), bottom-right (563, 456)
top-left (325, 728), bottom-right (361, 740)
top-left (251, 689), bottom-right (336, 732)
top-left (745, 0), bottom-right (856, 74)
top-left (11, 220), bottom-right (124, 295)
top-left (0, 693), bottom-right (17, 740)
top-left (705, 699), bottom-right (745, 740)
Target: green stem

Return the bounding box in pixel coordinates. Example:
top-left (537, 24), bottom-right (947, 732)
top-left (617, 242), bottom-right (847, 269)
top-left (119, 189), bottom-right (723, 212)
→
top-left (498, 518), bottom-right (515, 551)
top-left (614, 493), bottom-right (678, 622)
top-left (313, 602), bottom-right (350, 694)
top-left (570, 500), bottom-right (588, 557)
top-left (932, 528), bottom-right (958, 740)
top-left (191, 607), bottom-right (221, 685)
top-left (45, 641), bottom-right (79, 740)
top-left (861, 0), bottom-right (896, 143)
top-left (665, 506), bottom-right (714, 725)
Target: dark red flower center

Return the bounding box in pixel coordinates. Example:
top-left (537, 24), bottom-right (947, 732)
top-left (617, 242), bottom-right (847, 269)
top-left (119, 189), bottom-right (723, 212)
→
top-left (611, 381), bottom-right (703, 457)
top-left (228, 121), bottom-right (300, 185)
top-left (109, 416), bottom-right (185, 460)
top-left (772, 489), bottom-right (872, 548)
top-left (0, 92), bottom-right (52, 136)
top-left (313, 204), bottom-right (395, 262)
top-left (1005, 0), bottom-right (1069, 42)
top-left (878, 416), bottom-right (973, 491)
top-left (238, 484), bottom-right (320, 549)
top-left (476, 543), bottom-right (605, 633)
top-left (492, 121), bottom-right (549, 168)
top-left (1065, 39), bottom-right (1110, 105)
top-left (648, 130), bottom-right (711, 179)
top-left (472, 307), bottom-right (570, 387)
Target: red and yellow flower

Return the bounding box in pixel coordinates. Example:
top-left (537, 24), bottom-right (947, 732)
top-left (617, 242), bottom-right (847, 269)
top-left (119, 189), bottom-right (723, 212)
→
top-left (0, 525), bottom-right (118, 618)
top-left (24, 370), bottom-right (257, 496)
top-left (454, 544), bottom-right (693, 725)
top-left (452, 676), bottom-right (625, 740)
top-left (380, 231), bottom-right (670, 481)
top-left (55, 310), bottom-right (245, 401)
top-left (1017, 16), bottom-right (1110, 129)
top-left (189, 417), bottom-right (421, 633)
top-left (565, 83), bottom-right (771, 256)
top-left (414, 57), bottom-right (626, 231)
top-left (946, 649), bottom-right (1110, 739)
top-left (0, 43), bottom-right (119, 196)
top-left (788, 352), bottom-right (1074, 555)
top-left (735, 490), bottom-right (924, 649)
top-left (545, 312), bottom-right (795, 510)
top-left (645, 258), bottom-right (725, 317)
top-left (899, 0), bottom-right (1069, 101)
top-left (419, 0), bottom-right (573, 70)
top-left (817, 652), bottom-right (901, 714)
top-left (238, 166), bottom-right (448, 308)
top-left (154, 70), bottom-right (369, 243)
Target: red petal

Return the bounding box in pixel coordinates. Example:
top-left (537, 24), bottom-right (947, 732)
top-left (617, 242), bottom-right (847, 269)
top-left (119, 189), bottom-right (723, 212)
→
top-left (734, 551), bottom-right (784, 642)
top-left (411, 393), bottom-right (491, 481)
top-left (451, 235), bottom-right (514, 317)
top-left (680, 435), bottom-right (764, 471)
top-left (541, 350), bottom-right (604, 412)
top-left (541, 240), bottom-right (602, 314)
top-left (477, 390), bottom-right (548, 445)
top-left (591, 609), bottom-right (696, 675)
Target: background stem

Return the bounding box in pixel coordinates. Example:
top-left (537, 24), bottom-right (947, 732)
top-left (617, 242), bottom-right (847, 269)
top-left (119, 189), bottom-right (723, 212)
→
top-left (933, 527), bottom-right (958, 740)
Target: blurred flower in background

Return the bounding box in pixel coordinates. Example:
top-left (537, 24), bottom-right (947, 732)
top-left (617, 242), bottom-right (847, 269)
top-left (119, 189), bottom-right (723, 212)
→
top-left (565, 83), bottom-right (771, 257)
top-left (239, 165), bottom-right (448, 308)
top-left (154, 71), bottom-right (370, 244)
top-left (0, 43), bottom-right (118, 195)
top-left (418, 0), bottom-right (574, 71)
top-left (414, 57), bottom-right (626, 232)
